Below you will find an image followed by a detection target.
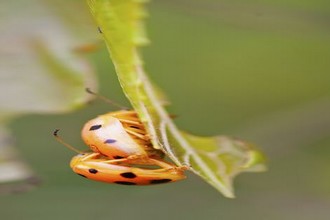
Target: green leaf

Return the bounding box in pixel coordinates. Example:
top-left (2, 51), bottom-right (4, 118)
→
top-left (87, 0), bottom-right (266, 198)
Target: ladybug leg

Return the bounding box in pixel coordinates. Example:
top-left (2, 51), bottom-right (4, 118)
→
top-left (102, 158), bottom-right (130, 164)
top-left (125, 129), bottom-right (149, 140)
top-left (148, 158), bottom-right (189, 172)
top-left (124, 156), bottom-right (188, 172)
top-left (117, 118), bottom-right (142, 126)
top-left (114, 112), bottom-right (150, 141)
top-left (112, 111), bottom-right (141, 124)
top-left (103, 154), bottom-right (149, 164)
top-left (80, 152), bottom-right (101, 161)
top-left (103, 156), bottom-right (188, 172)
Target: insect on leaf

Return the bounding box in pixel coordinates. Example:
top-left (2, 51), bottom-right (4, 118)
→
top-left (86, 0), bottom-right (266, 198)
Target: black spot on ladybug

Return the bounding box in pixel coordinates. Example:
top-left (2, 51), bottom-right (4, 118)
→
top-left (120, 172), bottom-right (137, 179)
top-left (104, 139), bottom-right (117, 144)
top-left (114, 156), bottom-right (124, 159)
top-left (88, 168), bottom-right (98, 174)
top-left (114, 181), bottom-right (136, 185)
top-left (78, 174), bottom-right (87, 178)
top-left (150, 179), bottom-right (172, 184)
top-left (89, 125), bottom-right (102, 131)
top-left (129, 126), bottom-right (140, 129)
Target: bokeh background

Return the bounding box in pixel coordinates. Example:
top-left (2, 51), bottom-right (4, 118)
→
top-left (3, 0), bottom-right (330, 219)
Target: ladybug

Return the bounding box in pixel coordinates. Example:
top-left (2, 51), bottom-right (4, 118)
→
top-left (54, 110), bottom-right (187, 185)
top-left (81, 110), bottom-right (164, 159)
top-left (70, 152), bottom-right (186, 185)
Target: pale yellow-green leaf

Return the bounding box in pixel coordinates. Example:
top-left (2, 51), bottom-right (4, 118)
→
top-left (0, 0), bottom-right (98, 190)
top-left (181, 133), bottom-right (266, 195)
top-left (0, 0), bottom-right (98, 118)
top-left (87, 0), bottom-right (266, 197)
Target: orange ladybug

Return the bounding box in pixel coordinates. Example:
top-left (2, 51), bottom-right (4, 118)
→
top-left (81, 110), bottom-right (163, 159)
top-left (54, 110), bottom-right (187, 185)
top-left (70, 152), bottom-right (186, 185)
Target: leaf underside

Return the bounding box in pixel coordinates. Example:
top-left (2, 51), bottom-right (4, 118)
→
top-left (87, 0), bottom-right (266, 198)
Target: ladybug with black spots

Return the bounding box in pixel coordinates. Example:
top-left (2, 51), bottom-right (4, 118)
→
top-left (54, 110), bottom-right (187, 186)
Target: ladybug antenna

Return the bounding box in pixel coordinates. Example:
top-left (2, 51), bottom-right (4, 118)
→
top-left (85, 88), bottom-right (128, 110)
top-left (53, 129), bottom-right (82, 154)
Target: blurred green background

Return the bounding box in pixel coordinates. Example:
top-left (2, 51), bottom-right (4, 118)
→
top-left (3, 0), bottom-right (330, 219)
